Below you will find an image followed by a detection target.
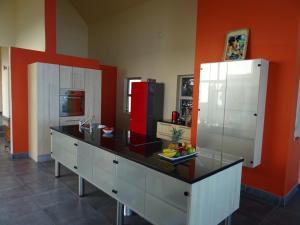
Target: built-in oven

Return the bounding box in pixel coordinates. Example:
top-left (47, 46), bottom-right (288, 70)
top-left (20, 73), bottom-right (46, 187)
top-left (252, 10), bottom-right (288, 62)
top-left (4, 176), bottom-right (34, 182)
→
top-left (59, 89), bottom-right (85, 117)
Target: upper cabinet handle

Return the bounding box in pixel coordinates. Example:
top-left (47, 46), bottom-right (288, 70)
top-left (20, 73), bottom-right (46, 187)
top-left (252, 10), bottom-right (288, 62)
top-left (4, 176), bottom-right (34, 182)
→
top-left (184, 191), bottom-right (189, 197)
top-left (74, 143), bottom-right (78, 146)
top-left (253, 113), bottom-right (258, 117)
top-left (113, 160), bottom-right (119, 164)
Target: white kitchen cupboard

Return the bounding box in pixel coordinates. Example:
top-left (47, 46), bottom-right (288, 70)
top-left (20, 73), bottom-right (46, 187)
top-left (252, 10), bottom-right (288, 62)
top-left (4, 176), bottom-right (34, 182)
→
top-left (51, 130), bottom-right (242, 225)
top-left (197, 59), bottom-right (269, 167)
top-left (84, 69), bottom-right (102, 122)
top-left (28, 63), bottom-right (60, 162)
top-left (156, 122), bottom-right (191, 143)
top-left (59, 65), bottom-right (85, 90)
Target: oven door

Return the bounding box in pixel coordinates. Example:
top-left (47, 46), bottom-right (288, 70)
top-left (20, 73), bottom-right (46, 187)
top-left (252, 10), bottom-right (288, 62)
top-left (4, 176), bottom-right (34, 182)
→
top-left (60, 95), bottom-right (84, 117)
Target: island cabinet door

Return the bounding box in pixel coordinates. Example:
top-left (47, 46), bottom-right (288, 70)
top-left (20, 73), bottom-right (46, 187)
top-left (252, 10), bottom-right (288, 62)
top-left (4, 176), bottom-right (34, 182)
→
top-left (115, 156), bottom-right (146, 190)
top-left (115, 156), bottom-right (147, 216)
top-left (92, 148), bottom-right (116, 196)
top-left (51, 131), bottom-right (78, 172)
top-left (115, 178), bottom-right (145, 217)
top-left (51, 130), bottom-right (64, 163)
top-left (77, 141), bottom-right (94, 181)
top-left (145, 194), bottom-right (187, 225)
top-left (146, 168), bottom-right (190, 212)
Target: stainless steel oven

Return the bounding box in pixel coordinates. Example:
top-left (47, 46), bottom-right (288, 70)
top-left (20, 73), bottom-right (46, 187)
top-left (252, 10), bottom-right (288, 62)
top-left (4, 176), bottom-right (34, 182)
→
top-left (59, 89), bottom-right (85, 117)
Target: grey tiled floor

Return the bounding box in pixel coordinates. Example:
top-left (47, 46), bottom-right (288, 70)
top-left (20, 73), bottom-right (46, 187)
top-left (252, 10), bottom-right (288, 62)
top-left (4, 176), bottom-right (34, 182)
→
top-left (1, 145), bottom-right (300, 225)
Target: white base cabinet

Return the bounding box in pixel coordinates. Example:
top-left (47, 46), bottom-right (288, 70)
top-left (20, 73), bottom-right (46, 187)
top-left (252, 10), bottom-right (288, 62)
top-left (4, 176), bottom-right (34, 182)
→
top-left (51, 129), bottom-right (242, 225)
top-left (157, 122), bottom-right (191, 143)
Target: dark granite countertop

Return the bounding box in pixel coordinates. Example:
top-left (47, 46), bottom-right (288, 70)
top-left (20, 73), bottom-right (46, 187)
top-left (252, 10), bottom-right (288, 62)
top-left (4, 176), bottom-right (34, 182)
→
top-left (50, 125), bottom-right (243, 184)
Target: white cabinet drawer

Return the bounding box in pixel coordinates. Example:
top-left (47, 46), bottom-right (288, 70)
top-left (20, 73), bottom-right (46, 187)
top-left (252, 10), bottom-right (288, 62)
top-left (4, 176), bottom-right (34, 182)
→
top-left (116, 179), bottom-right (145, 216)
top-left (156, 133), bottom-right (172, 141)
top-left (157, 122), bottom-right (173, 134)
top-left (146, 168), bottom-right (190, 212)
top-left (93, 148), bottom-right (116, 175)
top-left (178, 126), bottom-right (191, 140)
top-left (145, 194), bottom-right (186, 225)
top-left (116, 156), bottom-right (146, 190)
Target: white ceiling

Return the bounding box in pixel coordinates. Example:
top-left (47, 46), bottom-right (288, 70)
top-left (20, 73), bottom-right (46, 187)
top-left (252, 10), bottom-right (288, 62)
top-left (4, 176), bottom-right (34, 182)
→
top-left (69, 0), bottom-right (149, 24)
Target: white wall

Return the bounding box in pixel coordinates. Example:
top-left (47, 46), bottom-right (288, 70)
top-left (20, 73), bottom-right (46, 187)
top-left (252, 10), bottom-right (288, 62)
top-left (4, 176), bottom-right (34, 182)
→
top-left (0, 0), bottom-right (45, 51)
top-left (15, 0), bottom-right (45, 51)
top-left (0, 0), bottom-right (16, 47)
top-left (88, 0), bottom-right (197, 129)
top-left (1, 47), bottom-right (11, 118)
top-left (56, 0), bottom-right (88, 58)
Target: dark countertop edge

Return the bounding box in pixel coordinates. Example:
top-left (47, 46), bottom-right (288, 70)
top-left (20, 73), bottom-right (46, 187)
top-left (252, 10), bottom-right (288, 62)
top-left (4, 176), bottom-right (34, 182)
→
top-left (50, 127), bottom-right (244, 184)
top-left (158, 120), bottom-right (191, 128)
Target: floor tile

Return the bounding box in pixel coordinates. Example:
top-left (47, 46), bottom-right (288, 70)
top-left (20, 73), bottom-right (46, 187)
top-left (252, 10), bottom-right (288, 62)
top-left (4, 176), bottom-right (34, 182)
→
top-left (44, 198), bottom-right (109, 225)
top-left (261, 208), bottom-right (300, 225)
top-left (9, 210), bottom-right (54, 225)
top-left (0, 185), bottom-right (33, 202)
top-left (0, 175), bottom-right (23, 190)
top-left (31, 187), bottom-right (78, 208)
top-left (0, 197), bottom-right (40, 221)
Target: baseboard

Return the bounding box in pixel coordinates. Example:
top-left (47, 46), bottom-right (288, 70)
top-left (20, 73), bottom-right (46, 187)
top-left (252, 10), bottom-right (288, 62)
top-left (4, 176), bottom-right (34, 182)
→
top-left (241, 184), bottom-right (300, 207)
top-left (281, 184), bottom-right (300, 207)
top-left (37, 154), bottom-right (52, 162)
top-left (10, 153), bottom-right (29, 160)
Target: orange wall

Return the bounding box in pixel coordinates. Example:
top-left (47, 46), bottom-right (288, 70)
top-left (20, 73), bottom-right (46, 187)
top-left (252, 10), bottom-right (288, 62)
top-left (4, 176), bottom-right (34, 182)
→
top-left (11, 0), bottom-right (117, 154)
top-left (191, 0), bottom-right (300, 196)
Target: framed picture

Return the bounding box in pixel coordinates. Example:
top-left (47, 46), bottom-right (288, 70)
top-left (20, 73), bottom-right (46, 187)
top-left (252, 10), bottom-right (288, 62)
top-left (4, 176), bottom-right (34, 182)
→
top-left (223, 29), bottom-right (249, 61)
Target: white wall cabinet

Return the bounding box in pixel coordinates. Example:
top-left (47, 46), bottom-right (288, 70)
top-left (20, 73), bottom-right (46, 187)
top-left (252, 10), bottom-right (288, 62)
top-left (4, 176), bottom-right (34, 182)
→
top-left (59, 65), bottom-right (85, 90)
top-left (197, 59), bottom-right (269, 167)
top-left (28, 63), bottom-right (60, 162)
top-left (84, 68), bottom-right (102, 122)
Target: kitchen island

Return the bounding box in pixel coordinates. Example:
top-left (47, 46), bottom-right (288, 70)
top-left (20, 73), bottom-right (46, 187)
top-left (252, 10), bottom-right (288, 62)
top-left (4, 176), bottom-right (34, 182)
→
top-left (50, 125), bottom-right (243, 225)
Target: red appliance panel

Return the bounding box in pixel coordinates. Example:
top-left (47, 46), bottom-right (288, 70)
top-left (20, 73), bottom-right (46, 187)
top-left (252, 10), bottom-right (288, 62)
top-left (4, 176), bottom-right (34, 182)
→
top-left (130, 82), bottom-right (148, 134)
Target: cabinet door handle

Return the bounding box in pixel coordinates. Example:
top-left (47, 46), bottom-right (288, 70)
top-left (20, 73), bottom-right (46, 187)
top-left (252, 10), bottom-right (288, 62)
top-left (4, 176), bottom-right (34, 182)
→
top-left (253, 113), bottom-right (258, 117)
top-left (74, 166), bottom-right (78, 169)
top-left (112, 189), bottom-right (118, 194)
top-left (184, 191), bottom-right (189, 197)
top-left (113, 160), bottom-right (119, 164)
top-left (74, 143), bottom-right (78, 146)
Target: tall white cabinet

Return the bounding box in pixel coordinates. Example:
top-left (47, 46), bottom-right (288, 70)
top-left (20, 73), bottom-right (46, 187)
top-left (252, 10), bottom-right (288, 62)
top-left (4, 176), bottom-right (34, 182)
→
top-left (85, 68), bottom-right (102, 122)
top-left (197, 59), bottom-right (269, 167)
top-left (28, 63), bottom-right (102, 162)
top-left (28, 63), bottom-right (60, 162)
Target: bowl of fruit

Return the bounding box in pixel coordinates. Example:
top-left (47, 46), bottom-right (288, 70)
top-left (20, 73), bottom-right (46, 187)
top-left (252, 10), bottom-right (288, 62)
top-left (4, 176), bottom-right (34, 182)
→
top-left (159, 143), bottom-right (197, 162)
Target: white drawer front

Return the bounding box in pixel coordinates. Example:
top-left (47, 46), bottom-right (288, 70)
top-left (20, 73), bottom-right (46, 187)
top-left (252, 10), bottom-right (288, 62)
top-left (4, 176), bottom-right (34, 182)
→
top-left (146, 168), bottom-right (190, 211)
top-left (116, 179), bottom-right (145, 216)
top-left (93, 148), bottom-right (116, 175)
top-left (116, 156), bottom-right (146, 190)
top-left (156, 133), bottom-right (172, 141)
top-left (157, 122), bottom-right (173, 134)
top-left (145, 194), bottom-right (186, 225)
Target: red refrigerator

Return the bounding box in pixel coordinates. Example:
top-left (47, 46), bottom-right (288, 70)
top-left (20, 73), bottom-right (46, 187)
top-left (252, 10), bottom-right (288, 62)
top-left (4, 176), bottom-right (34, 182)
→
top-left (130, 82), bottom-right (164, 136)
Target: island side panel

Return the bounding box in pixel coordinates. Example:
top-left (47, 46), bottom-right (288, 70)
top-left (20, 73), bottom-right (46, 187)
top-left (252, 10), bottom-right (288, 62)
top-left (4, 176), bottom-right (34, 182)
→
top-left (187, 162), bottom-right (242, 225)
